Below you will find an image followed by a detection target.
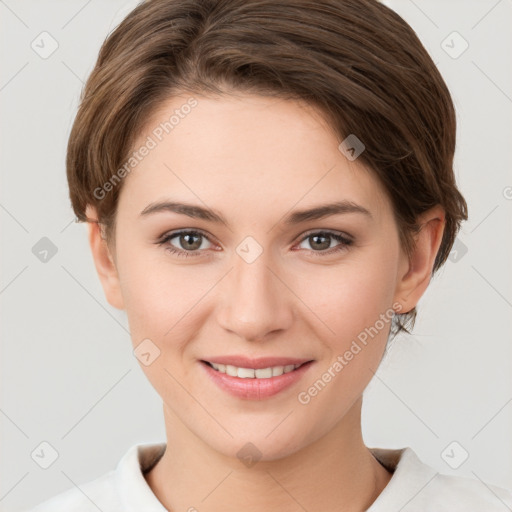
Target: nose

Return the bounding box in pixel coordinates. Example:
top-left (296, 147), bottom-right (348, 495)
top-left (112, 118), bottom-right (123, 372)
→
top-left (216, 249), bottom-right (294, 342)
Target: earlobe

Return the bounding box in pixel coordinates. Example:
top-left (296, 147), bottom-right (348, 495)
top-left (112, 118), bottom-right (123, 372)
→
top-left (86, 206), bottom-right (125, 310)
top-left (393, 205), bottom-right (446, 314)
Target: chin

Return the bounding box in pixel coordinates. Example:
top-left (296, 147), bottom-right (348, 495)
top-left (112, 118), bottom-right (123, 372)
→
top-left (197, 420), bottom-right (323, 465)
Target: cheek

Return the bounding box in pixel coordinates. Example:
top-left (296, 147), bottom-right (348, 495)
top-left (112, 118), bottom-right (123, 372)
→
top-left (291, 258), bottom-right (397, 427)
top-left (115, 251), bottom-right (207, 403)
top-left (117, 247), bottom-right (215, 347)
top-left (295, 249), bottom-right (399, 345)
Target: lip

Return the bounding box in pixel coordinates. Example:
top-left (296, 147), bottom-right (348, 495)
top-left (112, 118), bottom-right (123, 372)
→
top-left (202, 355), bottom-right (312, 369)
top-left (200, 358), bottom-right (315, 400)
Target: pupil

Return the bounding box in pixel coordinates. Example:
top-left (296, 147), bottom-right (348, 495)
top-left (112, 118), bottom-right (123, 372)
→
top-left (312, 234), bottom-right (329, 250)
top-left (183, 234), bottom-right (200, 250)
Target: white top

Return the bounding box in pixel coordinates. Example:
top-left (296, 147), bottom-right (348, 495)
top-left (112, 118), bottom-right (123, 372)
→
top-left (25, 442), bottom-right (512, 511)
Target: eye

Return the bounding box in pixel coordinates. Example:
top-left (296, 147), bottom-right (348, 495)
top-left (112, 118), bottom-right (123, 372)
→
top-left (156, 229), bottom-right (354, 259)
top-left (157, 230), bottom-right (215, 258)
top-left (295, 230), bottom-right (353, 256)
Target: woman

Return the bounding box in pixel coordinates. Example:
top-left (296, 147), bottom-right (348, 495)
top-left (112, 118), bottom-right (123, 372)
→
top-left (26, 0), bottom-right (512, 510)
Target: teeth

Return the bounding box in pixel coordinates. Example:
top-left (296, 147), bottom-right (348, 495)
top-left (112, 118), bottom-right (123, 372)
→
top-left (255, 367), bottom-right (272, 378)
top-left (226, 365), bottom-right (238, 377)
top-left (209, 362), bottom-right (302, 378)
top-left (238, 367), bottom-right (255, 378)
top-left (272, 366), bottom-right (284, 377)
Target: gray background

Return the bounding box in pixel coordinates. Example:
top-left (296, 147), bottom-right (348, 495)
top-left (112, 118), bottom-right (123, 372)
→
top-left (1, 0), bottom-right (511, 510)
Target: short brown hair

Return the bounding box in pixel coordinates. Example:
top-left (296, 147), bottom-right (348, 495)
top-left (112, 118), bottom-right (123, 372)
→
top-left (66, 0), bottom-right (468, 336)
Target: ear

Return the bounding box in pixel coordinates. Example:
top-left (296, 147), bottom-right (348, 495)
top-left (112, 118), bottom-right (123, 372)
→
top-left (393, 205), bottom-right (446, 314)
top-left (85, 205), bottom-right (125, 310)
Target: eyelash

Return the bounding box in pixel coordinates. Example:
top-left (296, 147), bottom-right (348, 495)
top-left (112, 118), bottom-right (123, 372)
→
top-left (156, 229), bottom-right (354, 258)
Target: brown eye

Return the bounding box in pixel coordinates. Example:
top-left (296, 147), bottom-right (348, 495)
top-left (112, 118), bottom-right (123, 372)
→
top-left (157, 230), bottom-right (214, 257)
top-left (175, 232), bottom-right (203, 251)
top-left (308, 233), bottom-right (332, 251)
top-left (297, 231), bottom-right (353, 255)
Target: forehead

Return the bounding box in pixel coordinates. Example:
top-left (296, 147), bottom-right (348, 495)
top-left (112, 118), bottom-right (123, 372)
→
top-left (118, 93), bottom-right (392, 224)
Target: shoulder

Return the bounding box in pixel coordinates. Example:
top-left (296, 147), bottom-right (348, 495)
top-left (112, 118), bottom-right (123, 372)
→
top-left (22, 469), bottom-right (118, 512)
top-left (369, 446), bottom-right (512, 511)
top-left (424, 471), bottom-right (512, 511)
top-left (22, 442), bottom-right (167, 512)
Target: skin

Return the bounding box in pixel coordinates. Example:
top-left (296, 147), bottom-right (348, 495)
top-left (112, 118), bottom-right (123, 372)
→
top-left (86, 92), bottom-right (445, 512)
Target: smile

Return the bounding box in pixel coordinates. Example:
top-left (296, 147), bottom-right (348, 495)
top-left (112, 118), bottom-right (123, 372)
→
top-left (200, 359), bottom-right (315, 400)
top-left (204, 361), bottom-right (305, 379)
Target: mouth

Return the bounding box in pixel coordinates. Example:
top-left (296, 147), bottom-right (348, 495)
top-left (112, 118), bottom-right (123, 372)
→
top-left (201, 360), bottom-right (311, 379)
top-left (199, 358), bottom-right (315, 400)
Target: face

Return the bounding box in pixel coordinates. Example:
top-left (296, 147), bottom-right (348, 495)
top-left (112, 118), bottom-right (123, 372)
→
top-left (97, 93), bottom-right (413, 461)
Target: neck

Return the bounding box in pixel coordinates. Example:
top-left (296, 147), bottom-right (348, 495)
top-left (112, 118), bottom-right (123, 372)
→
top-left (145, 397), bottom-right (392, 512)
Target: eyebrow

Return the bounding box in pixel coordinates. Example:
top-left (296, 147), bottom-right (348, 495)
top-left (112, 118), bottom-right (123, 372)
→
top-left (139, 200), bottom-right (372, 226)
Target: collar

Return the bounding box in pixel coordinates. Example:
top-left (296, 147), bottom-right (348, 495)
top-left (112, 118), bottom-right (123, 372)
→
top-left (114, 442), bottom-right (427, 511)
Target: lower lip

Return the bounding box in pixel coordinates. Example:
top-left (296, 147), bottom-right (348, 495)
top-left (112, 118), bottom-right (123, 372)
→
top-left (200, 360), bottom-right (314, 400)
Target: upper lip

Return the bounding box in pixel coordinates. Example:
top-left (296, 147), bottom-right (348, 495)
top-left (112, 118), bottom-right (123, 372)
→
top-left (202, 356), bottom-right (314, 369)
